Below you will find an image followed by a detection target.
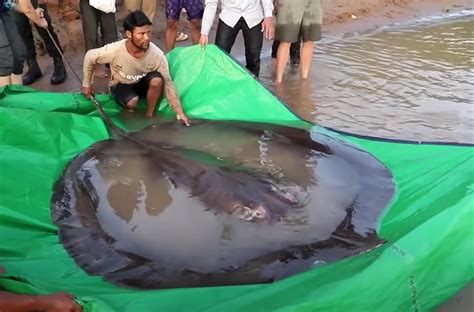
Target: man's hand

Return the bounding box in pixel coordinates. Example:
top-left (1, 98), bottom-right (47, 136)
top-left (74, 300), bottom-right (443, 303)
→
top-left (33, 8), bottom-right (48, 28)
top-left (199, 35), bottom-right (208, 50)
top-left (37, 293), bottom-right (82, 312)
top-left (38, 0), bottom-right (48, 4)
top-left (37, 17), bottom-right (47, 28)
top-left (35, 7), bottom-right (44, 17)
top-left (261, 17), bottom-right (274, 40)
top-left (176, 111), bottom-right (190, 126)
top-left (81, 86), bottom-right (92, 99)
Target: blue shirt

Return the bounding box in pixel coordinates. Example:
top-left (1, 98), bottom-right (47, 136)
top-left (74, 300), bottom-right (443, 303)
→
top-left (0, 0), bottom-right (17, 14)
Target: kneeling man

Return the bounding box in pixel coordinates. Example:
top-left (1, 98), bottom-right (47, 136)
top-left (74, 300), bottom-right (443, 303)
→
top-left (81, 10), bottom-right (189, 125)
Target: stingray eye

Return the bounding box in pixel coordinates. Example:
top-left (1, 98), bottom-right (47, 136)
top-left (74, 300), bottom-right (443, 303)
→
top-left (254, 210), bottom-right (265, 219)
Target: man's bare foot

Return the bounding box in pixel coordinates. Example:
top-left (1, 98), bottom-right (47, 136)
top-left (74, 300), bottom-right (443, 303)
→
top-left (93, 65), bottom-right (108, 79)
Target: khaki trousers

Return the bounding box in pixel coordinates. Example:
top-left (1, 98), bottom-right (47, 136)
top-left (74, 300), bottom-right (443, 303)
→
top-left (124, 0), bottom-right (157, 21)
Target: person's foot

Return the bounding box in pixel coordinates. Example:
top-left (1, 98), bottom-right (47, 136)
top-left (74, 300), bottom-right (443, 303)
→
top-left (23, 59), bottom-right (43, 85)
top-left (176, 32), bottom-right (189, 42)
top-left (0, 266), bottom-right (5, 274)
top-left (51, 57), bottom-right (67, 85)
top-left (93, 65), bottom-right (108, 79)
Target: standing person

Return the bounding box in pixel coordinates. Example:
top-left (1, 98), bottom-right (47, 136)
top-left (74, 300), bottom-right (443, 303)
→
top-left (2, 10), bottom-right (27, 85)
top-left (124, 0), bottom-right (156, 21)
top-left (0, 0), bottom-right (47, 87)
top-left (14, 0), bottom-right (67, 85)
top-left (81, 10), bottom-right (189, 124)
top-left (270, 0), bottom-right (300, 67)
top-left (165, 0), bottom-right (203, 52)
top-left (79, 0), bottom-right (117, 78)
top-left (274, 0), bottom-right (323, 83)
top-left (199, 0), bottom-right (274, 77)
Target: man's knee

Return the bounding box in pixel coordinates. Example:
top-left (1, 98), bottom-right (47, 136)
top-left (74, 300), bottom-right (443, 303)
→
top-left (148, 77), bottom-right (163, 89)
top-left (166, 20), bottom-right (178, 30)
top-left (189, 19), bottom-right (201, 30)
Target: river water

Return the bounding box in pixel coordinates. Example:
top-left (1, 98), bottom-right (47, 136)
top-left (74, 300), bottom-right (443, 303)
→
top-left (260, 12), bottom-right (473, 143)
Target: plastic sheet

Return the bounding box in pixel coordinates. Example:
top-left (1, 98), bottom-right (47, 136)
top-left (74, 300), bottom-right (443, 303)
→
top-left (0, 45), bottom-right (472, 311)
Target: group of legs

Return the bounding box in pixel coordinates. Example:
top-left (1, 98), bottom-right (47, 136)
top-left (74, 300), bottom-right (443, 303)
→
top-left (205, 0), bottom-right (322, 82)
top-left (81, 0), bottom-right (203, 78)
top-left (0, 1), bottom-right (66, 87)
top-left (123, 0), bottom-right (203, 52)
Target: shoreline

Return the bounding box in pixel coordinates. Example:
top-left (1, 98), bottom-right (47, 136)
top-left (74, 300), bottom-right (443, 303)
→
top-left (28, 0), bottom-right (472, 92)
top-left (321, 0), bottom-right (471, 36)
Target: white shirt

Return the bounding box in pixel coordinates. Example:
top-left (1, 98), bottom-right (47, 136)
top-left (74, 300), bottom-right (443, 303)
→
top-left (201, 0), bottom-right (274, 36)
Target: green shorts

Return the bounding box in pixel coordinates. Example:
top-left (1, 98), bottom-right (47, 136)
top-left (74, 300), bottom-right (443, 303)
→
top-left (275, 0), bottom-right (323, 43)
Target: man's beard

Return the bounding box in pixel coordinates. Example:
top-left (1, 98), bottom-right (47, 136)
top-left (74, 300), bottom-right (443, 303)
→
top-left (131, 38), bottom-right (149, 51)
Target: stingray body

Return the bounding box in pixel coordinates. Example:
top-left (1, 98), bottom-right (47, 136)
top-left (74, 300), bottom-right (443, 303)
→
top-left (51, 120), bottom-right (395, 289)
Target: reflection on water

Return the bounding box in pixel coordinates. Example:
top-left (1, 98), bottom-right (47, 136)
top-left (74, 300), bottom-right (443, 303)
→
top-left (261, 15), bottom-right (474, 143)
top-left (52, 121), bottom-right (394, 288)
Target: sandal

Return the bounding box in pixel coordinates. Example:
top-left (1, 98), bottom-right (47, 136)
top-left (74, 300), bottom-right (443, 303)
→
top-left (176, 32), bottom-right (189, 42)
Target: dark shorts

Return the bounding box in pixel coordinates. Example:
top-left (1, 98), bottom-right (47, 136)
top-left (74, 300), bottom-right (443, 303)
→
top-left (110, 71), bottom-right (163, 108)
top-left (165, 0), bottom-right (204, 21)
top-left (0, 18), bottom-right (13, 76)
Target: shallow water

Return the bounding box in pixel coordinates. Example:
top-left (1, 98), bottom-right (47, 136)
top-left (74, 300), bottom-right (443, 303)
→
top-left (261, 14), bottom-right (474, 143)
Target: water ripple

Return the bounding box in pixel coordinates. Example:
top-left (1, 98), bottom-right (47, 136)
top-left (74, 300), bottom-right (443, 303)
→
top-left (263, 16), bottom-right (473, 143)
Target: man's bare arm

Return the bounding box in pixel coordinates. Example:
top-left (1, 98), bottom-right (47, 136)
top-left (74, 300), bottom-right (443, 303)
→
top-left (157, 57), bottom-right (190, 125)
top-left (15, 0), bottom-right (48, 27)
top-left (0, 291), bottom-right (82, 312)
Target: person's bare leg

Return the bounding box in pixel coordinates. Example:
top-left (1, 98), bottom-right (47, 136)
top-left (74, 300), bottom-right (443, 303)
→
top-left (126, 96), bottom-right (139, 112)
top-left (189, 19), bottom-right (202, 44)
top-left (0, 76), bottom-right (11, 87)
top-left (145, 77), bottom-right (163, 117)
top-left (300, 41), bottom-right (314, 79)
top-left (275, 42), bottom-right (291, 83)
top-left (165, 19), bottom-right (179, 52)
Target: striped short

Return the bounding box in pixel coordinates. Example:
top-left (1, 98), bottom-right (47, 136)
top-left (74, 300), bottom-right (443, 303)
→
top-left (275, 0), bottom-right (323, 43)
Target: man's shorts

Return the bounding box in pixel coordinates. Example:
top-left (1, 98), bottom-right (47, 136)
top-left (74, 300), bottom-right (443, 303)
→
top-left (275, 0), bottom-right (323, 43)
top-left (110, 71), bottom-right (163, 108)
top-left (165, 0), bottom-right (204, 21)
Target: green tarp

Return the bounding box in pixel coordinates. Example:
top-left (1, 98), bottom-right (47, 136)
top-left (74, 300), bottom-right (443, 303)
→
top-left (0, 45), bottom-right (473, 311)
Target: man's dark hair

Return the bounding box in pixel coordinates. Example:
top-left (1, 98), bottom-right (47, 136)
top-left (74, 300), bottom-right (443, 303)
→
top-left (123, 10), bottom-right (152, 32)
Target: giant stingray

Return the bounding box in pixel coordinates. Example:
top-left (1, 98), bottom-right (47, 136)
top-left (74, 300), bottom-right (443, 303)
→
top-left (51, 116), bottom-right (395, 289)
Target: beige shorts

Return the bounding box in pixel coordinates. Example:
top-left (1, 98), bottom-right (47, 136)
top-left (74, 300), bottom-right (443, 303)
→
top-left (275, 0), bottom-right (323, 42)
